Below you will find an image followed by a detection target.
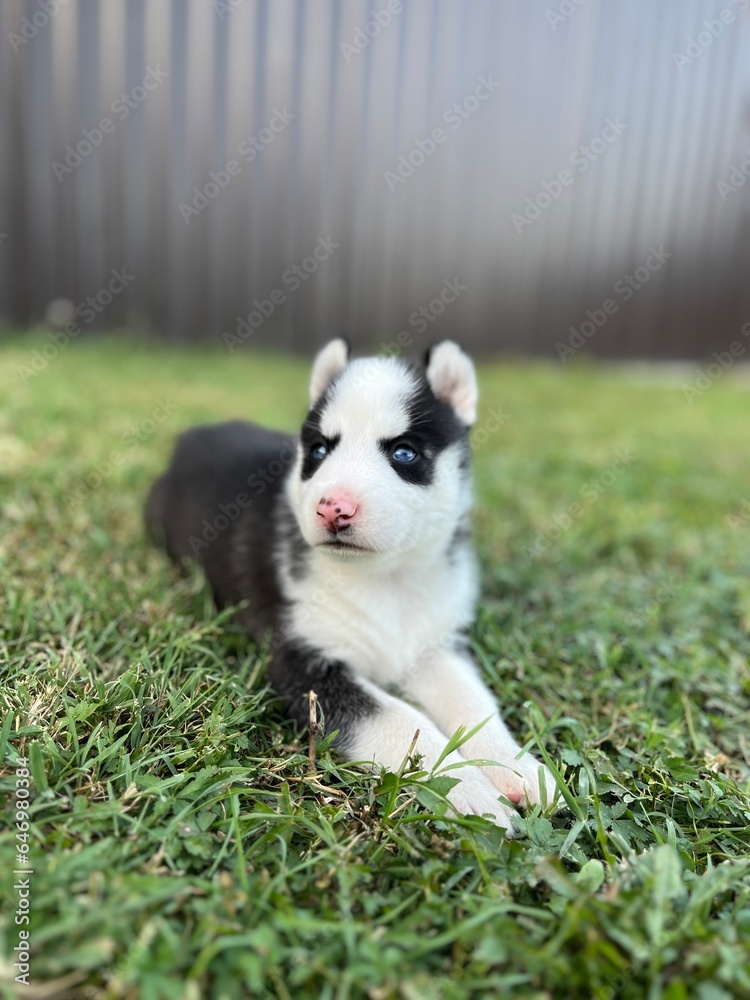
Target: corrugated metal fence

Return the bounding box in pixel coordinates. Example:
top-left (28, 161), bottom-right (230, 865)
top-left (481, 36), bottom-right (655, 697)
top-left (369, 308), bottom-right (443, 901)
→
top-left (0, 0), bottom-right (748, 358)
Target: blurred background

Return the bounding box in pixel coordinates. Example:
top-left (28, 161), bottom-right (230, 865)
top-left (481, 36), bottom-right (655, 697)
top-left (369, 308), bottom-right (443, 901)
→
top-left (0, 0), bottom-right (748, 359)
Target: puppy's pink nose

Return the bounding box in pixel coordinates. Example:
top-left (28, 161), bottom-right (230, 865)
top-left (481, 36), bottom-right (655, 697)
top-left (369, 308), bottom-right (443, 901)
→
top-left (317, 495), bottom-right (357, 531)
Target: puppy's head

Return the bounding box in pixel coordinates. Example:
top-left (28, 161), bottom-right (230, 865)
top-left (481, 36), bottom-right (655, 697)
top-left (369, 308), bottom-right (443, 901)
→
top-left (288, 338), bottom-right (477, 562)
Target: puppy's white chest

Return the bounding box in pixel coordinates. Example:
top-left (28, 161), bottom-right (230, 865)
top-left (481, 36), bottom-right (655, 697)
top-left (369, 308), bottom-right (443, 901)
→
top-left (286, 555), bottom-right (477, 685)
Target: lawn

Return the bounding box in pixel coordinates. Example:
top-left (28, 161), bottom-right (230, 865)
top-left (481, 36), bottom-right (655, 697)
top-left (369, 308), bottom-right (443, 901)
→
top-left (1, 334), bottom-right (749, 1000)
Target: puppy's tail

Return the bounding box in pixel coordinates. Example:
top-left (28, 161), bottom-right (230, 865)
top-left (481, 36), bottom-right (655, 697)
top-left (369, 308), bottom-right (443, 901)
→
top-left (144, 475), bottom-right (169, 551)
top-left (144, 474), bottom-right (200, 569)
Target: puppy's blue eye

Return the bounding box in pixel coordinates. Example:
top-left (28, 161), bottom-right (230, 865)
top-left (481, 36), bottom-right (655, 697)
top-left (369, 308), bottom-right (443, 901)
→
top-left (310, 443), bottom-right (328, 461)
top-left (392, 445), bottom-right (417, 464)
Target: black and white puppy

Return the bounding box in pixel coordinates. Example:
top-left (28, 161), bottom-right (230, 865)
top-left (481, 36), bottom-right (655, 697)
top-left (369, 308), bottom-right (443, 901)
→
top-left (146, 340), bottom-right (555, 833)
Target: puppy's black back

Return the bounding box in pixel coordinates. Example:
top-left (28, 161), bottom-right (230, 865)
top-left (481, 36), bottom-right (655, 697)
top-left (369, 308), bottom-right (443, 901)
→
top-left (146, 421), bottom-right (296, 636)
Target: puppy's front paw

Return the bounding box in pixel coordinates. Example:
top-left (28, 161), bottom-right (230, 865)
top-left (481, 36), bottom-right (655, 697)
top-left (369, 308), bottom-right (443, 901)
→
top-left (482, 754), bottom-right (560, 811)
top-left (444, 767), bottom-right (519, 834)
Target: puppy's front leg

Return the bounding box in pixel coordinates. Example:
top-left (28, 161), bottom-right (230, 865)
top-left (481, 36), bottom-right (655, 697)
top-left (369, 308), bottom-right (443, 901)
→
top-left (269, 641), bottom-right (518, 832)
top-left (402, 648), bottom-right (557, 808)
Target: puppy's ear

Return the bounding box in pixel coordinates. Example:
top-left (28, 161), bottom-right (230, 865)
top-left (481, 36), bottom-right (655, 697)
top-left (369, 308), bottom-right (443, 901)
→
top-left (310, 338), bottom-right (350, 404)
top-left (425, 340), bottom-right (477, 425)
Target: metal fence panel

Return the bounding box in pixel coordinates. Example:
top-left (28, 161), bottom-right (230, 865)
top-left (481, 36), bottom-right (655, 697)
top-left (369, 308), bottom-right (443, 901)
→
top-left (0, 0), bottom-right (748, 358)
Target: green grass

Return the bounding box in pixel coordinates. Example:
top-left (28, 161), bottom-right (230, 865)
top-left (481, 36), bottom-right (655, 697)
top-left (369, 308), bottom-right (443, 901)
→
top-left (1, 334), bottom-right (750, 999)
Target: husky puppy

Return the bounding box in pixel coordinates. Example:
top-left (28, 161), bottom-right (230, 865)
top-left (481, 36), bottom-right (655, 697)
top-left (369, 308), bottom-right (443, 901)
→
top-left (146, 340), bottom-right (555, 832)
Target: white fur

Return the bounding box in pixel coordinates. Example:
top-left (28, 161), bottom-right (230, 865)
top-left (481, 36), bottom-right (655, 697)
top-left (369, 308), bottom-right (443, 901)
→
top-left (281, 341), bottom-right (556, 830)
top-left (288, 358), bottom-right (473, 563)
top-left (426, 341), bottom-right (478, 425)
top-left (401, 650), bottom-right (555, 808)
top-left (309, 338), bottom-right (349, 404)
top-left (282, 543), bottom-right (478, 687)
top-left (346, 679), bottom-right (518, 832)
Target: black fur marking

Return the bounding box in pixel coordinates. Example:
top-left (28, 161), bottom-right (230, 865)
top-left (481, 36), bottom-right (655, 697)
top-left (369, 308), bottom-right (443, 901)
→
top-left (300, 392), bottom-right (341, 481)
top-left (379, 373), bottom-right (469, 486)
top-left (447, 525), bottom-right (471, 560)
top-left (144, 420), bottom-right (295, 638)
top-left (378, 437), bottom-right (435, 486)
top-left (269, 640), bottom-right (380, 751)
top-left (452, 630), bottom-right (472, 654)
top-left (457, 437), bottom-right (472, 472)
top-left (405, 375), bottom-right (467, 448)
top-left (277, 496), bottom-right (311, 581)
